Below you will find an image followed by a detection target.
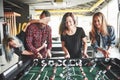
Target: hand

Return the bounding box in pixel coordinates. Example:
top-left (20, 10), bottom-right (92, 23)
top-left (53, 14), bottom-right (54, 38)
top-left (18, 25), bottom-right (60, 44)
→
top-left (47, 52), bottom-right (52, 58)
top-left (84, 77), bottom-right (88, 80)
top-left (37, 53), bottom-right (43, 59)
top-left (43, 42), bottom-right (47, 48)
top-left (83, 53), bottom-right (89, 58)
top-left (102, 49), bottom-right (110, 58)
top-left (65, 54), bottom-right (70, 58)
top-left (46, 50), bottom-right (52, 58)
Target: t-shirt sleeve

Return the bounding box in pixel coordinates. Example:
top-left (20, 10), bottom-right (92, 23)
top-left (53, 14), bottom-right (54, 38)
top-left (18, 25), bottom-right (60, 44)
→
top-left (61, 34), bottom-right (65, 41)
top-left (79, 27), bottom-right (86, 38)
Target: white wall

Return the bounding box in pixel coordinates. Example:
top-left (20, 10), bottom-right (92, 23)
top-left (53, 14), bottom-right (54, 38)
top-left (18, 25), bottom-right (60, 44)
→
top-left (30, 0), bottom-right (119, 41)
top-left (77, 16), bottom-right (92, 37)
top-left (101, 0), bottom-right (119, 39)
top-left (49, 0), bottom-right (119, 42)
top-left (48, 16), bottom-right (62, 37)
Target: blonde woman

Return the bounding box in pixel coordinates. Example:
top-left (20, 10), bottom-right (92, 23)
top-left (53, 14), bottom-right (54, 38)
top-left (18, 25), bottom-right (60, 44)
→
top-left (2, 35), bottom-right (46, 62)
top-left (2, 11), bottom-right (50, 62)
top-left (89, 12), bottom-right (116, 58)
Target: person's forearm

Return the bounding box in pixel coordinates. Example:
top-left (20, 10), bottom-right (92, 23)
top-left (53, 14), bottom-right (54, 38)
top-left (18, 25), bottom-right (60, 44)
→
top-left (97, 47), bottom-right (104, 52)
top-left (107, 46), bottom-right (111, 51)
top-left (83, 42), bottom-right (89, 58)
top-left (46, 49), bottom-right (52, 58)
top-left (83, 42), bottom-right (87, 54)
top-left (62, 47), bottom-right (69, 55)
top-left (27, 44), bottom-right (38, 55)
top-left (36, 44), bottom-right (46, 52)
top-left (82, 37), bottom-right (88, 55)
top-left (28, 17), bottom-right (50, 25)
top-left (97, 47), bottom-right (109, 57)
top-left (47, 49), bottom-right (51, 53)
top-left (26, 38), bottom-right (38, 55)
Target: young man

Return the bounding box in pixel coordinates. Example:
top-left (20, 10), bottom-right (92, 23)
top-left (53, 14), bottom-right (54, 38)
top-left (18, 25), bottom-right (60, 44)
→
top-left (26, 10), bottom-right (52, 59)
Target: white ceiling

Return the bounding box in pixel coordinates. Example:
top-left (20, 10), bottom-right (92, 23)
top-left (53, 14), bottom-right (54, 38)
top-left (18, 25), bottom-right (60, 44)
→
top-left (4, 0), bottom-right (112, 16)
top-left (28, 0), bottom-right (96, 9)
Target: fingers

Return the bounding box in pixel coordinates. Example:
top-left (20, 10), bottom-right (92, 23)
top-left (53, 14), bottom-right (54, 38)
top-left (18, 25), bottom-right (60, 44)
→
top-left (85, 54), bottom-right (89, 58)
top-left (43, 43), bottom-right (47, 47)
top-left (102, 49), bottom-right (110, 58)
top-left (47, 52), bottom-right (52, 58)
top-left (37, 53), bottom-right (43, 59)
top-left (47, 54), bottom-right (51, 58)
top-left (65, 54), bottom-right (70, 58)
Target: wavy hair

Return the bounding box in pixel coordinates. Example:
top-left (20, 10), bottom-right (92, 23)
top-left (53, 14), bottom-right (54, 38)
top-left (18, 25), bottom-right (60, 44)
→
top-left (90, 12), bottom-right (109, 42)
top-left (59, 12), bottom-right (76, 35)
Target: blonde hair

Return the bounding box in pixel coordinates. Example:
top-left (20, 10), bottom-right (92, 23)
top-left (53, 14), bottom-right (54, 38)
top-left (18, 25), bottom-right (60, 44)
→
top-left (90, 12), bottom-right (109, 42)
top-left (3, 35), bottom-right (20, 62)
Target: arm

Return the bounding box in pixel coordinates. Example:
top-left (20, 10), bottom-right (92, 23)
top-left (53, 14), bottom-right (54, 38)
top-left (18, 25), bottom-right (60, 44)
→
top-left (21, 37), bottom-right (44, 56)
top-left (91, 40), bottom-right (109, 58)
top-left (36, 42), bottom-right (47, 51)
top-left (26, 17), bottom-right (50, 27)
top-left (80, 28), bottom-right (89, 58)
top-left (46, 27), bottom-right (52, 58)
top-left (61, 41), bottom-right (70, 58)
top-left (90, 30), bottom-right (109, 58)
top-left (26, 25), bottom-right (39, 57)
top-left (97, 48), bottom-right (109, 58)
top-left (107, 26), bottom-right (116, 51)
top-left (100, 26), bottom-right (116, 58)
top-left (82, 37), bottom-right (89, 58)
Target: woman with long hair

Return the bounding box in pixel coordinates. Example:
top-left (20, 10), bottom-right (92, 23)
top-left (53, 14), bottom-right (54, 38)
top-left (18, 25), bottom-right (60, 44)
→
top-left (2, 16), bottom-right (49, 62)
top-left (2, 35), bottom-right (46, 62)
top-left (59, 12), bottom-right (89, 59)
top-left (90, 12), bottom-right (116, 58)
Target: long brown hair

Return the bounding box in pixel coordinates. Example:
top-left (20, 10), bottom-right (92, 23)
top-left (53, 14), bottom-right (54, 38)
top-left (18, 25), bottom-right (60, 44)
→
top-left (90, 12), bottom-right (108, 42)
top-left (59, 12), bottom-right (76, 35)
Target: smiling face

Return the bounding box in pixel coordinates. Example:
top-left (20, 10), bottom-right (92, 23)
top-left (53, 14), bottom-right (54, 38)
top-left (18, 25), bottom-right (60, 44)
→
top-left (93, 16), bottom-right (102, 29)
top-left (93, 16), bottom-right (102, 30)
top-left (65, 16), bottom-right (75, 28)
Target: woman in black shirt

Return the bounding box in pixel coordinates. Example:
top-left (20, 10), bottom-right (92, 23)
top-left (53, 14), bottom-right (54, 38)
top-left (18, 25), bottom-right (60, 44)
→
top-left (59, 12), bottom-right (89, 59)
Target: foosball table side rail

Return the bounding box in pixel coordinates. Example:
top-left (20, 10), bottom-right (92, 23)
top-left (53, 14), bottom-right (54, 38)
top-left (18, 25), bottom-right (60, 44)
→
top-left (0, 59), bottom-right (33, 80)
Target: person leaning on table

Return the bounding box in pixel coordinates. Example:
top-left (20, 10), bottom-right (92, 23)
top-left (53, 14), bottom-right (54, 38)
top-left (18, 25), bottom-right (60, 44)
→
top-left (89, 12), bottom-right (116, 58)
top-left (59, 12), bottom-right (89, 59)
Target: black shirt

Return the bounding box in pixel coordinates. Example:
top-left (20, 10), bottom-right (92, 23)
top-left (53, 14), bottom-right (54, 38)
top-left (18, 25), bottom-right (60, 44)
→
top-left (16, 31), bottom-right (27, 49)
top-left (61, 27), bottom-right (86, 58)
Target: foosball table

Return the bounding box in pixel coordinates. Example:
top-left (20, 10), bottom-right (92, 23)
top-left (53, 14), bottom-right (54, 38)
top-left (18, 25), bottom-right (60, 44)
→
top-left (0, 58), bottom-right (120, 80)
top-left (17, 58), bottom-right (120, 80)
